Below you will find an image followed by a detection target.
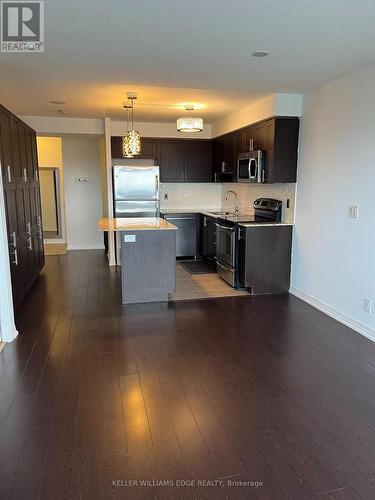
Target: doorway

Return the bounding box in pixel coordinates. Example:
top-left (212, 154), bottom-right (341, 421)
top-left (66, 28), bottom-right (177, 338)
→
top-left (39, 167), bottom-right (62, 239)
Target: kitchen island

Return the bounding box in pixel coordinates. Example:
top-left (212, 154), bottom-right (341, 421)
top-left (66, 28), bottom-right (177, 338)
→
top-left (98, 217), bottom-right (177, 304)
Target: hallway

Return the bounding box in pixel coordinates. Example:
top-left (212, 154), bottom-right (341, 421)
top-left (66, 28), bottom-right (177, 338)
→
top-left (1, 251), bottom-right (375, 499)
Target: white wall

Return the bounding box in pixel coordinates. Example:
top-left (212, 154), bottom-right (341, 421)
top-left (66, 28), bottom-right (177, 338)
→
top-left (110, 120), bottom-right (212, 139)
top-left (62, 136), bottom-right (104, 250)
top-left (291, 64), bottom-right (375, 340)
top-left (212, 93), bottom-right (302, 137)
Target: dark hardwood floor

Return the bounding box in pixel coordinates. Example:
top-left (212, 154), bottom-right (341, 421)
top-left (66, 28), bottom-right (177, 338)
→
top-left (1, 250), bottom-right (375, 499)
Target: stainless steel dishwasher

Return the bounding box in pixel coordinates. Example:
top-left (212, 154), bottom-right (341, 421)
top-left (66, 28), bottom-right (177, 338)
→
top-left (162, 213), bottom-right (198, 258)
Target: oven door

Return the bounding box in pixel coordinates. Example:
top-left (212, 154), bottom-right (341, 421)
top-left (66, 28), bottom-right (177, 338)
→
top-left (215, 223), bottom-right (235, 268)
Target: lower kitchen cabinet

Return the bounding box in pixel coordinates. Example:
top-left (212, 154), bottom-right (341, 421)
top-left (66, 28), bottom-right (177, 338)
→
top-left (162, 213), bottom-right (198, 257)
top-left (239, 225), bottom-right (292, 294)
top-left (200, 214), bottom-right (216, 264)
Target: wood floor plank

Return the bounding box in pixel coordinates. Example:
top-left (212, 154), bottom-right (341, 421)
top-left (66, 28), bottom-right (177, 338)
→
top-left (1, 250), bottom-right (375, 499)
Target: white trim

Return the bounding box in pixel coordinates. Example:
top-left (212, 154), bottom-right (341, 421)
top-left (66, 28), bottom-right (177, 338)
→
top-left (0, 165), bottom-right (18, 343)
top-left (104, 117), bottom-right (116, 266)
top-left (67, 244), bottom-right (105, 251)
top-left (290, 287), bottom-right (375, 342)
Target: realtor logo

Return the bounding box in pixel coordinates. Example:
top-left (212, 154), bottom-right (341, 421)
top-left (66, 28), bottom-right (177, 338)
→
top-left (1, 1), bottom-right (44, 52)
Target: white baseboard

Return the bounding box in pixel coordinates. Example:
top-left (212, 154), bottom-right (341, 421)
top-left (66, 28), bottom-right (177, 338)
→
top-left (67, 244), bottom-right (105, 251)
top-left (290, 287), bottom-right (375, 343)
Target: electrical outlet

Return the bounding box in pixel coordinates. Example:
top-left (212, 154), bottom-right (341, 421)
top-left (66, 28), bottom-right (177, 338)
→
top-left (348, 205), bottom-right (359, 219)
top-left (363, 298), bottom-right (372, 314)
top-left (164, 193), bottom-right (168, 200)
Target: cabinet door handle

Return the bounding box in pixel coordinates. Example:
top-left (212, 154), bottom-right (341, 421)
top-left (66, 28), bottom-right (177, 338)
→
top-left (11, 248), bottom-right (18, 266)
top-left (23, 168), bottom-right (28, 182)
top-left (7, 165), bottom-right (12, 182)
top-left (35, 168), bottom-right (39, 182)
top-left (27, 237), bottom-right (33, 250)
top-left (10, 231), bottom-right (17, 248)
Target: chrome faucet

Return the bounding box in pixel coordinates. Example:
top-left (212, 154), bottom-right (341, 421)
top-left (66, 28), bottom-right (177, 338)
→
top-left (224, 190), bottom-right (239, 215)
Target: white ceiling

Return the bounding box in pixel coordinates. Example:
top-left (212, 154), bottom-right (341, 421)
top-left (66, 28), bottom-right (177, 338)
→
top-left (1, 0), bottom-right (375, 123)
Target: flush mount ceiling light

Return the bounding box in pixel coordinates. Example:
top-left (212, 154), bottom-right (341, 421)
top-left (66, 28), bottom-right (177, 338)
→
top-left (122, 92), bottom-right (141, 157)
top-left (177, 105), bottom-right (203, 133)
top-left (252, 51), bottom-right (270, 57)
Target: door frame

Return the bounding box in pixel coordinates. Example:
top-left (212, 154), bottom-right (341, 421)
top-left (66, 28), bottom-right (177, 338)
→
top-left (0, 164), bottom-right (18, 342)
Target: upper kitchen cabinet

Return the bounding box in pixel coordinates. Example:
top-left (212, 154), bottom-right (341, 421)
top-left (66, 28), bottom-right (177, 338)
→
top-left (111, 136), bottom-right (158, 160)
top-left (212, 133), bottom-right (236, 180)
top-left (216, 116), bottom-right (299, 184)
top-left (264, 117), bottom-right (299, 183)
top-left (158, 139), bottom-right (212, 182)
top-left (110, 136), bottom-right (212, 182)
top-left (157, 140), bottom-right (185, 182)
top-left (184, 140), bottom-right (212, 182)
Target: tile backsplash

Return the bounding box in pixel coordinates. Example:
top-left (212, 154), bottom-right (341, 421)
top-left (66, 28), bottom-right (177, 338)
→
top-left (221, 183), bottom-right (296, 223)
top-left (160, 182), bottom-right (296, 223)
top-left (160, 183), bottom-right (222, 210)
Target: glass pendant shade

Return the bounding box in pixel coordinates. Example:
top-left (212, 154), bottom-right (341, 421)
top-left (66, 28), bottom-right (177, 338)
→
top-left (125, 130), bottom-right (141, 156)
top-left (177, 116), bottom-right (203, 132)
top-left (121, 93), bottom-right (141, 157)
top-left (177, 105), bottom-right (203, 132)
top-left (122, 135), bottom-right (134, 158)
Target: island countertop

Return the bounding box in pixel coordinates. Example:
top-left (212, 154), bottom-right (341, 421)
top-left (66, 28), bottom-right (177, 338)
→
top-left (98, 217), bottom-right (177, 231)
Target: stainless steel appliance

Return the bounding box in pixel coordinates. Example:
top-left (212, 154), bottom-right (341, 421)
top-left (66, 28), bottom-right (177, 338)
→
top-left (163, 213), bottom-right (198, 258)
top-left (237, 150), bottom-right (264, 183)
top-left (216, 221), bottom-right (236, 286)
top-left (215, 198), bottom-right (282, 287)
top-left (113, 165), bottom-right (160, 217)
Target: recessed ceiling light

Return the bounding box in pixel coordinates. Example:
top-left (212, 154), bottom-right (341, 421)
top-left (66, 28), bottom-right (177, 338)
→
top-left (50, 100), bottom-right (66, 105)
top-left (252, 51), bottom-right (270, 57)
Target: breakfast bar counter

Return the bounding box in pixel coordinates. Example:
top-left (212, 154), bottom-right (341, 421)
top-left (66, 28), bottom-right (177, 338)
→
top-left (98, 217), bottom-right (177, 304)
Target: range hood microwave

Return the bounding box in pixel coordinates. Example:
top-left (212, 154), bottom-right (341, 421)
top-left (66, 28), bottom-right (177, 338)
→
top-left (237, 150), bottom-right (264, 183)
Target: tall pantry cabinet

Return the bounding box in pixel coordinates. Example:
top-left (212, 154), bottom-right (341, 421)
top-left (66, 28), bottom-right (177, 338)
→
top-left (0, 104), bottom-right (44, 311)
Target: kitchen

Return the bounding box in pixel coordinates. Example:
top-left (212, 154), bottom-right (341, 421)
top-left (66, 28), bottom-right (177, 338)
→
top-left (1, 2), bottom-right (375, 499)
top-left (98, 110), bottom-right (298, 304)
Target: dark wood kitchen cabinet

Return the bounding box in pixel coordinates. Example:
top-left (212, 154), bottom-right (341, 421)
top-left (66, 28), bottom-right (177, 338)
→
top-left (212, 134), bottom-right (236, 180)
top-left (157, 140), bottom-right (185, 182)
top-left (111, 136), bottom-right (158, 160)
top-left (214, 116), bottom-right (299, 183)
top-left (0, 104), bottom-right (44, 311)
top-left (239, 225), bottom-right (292, 294)
top-left (263, 117), bottom-right (299, 183)
top-left (200, 214), bottom-right (216, 265)
top-left (184, 140), bottom-right (212, 182)
top-left (111, 136), bottom-right (212, 182)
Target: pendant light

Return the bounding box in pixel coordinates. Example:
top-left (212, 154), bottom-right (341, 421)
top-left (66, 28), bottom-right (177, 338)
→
top-left (177, 105), bottom-right (203, 133)
top-left (125, 92), bottom-right (141, 156)
top-left (122, 101), bottom-right (134, 158)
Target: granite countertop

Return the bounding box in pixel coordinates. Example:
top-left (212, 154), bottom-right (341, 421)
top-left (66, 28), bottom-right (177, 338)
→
top-left (238, 222), bottom-right (294, 227)
top-left (160, 208), bottom-right (223, 215)
top-left (98, 217), bottom-right (177, 231)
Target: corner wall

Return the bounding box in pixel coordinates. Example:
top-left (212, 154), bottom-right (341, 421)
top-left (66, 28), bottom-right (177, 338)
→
top-left (291, 64), bottom-right (375, 340)
top-left (62, 136), bottom-right (104, 250)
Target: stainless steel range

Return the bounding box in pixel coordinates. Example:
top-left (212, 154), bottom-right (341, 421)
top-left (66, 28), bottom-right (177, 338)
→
top-left (215, 198), bottom-right (282, 287)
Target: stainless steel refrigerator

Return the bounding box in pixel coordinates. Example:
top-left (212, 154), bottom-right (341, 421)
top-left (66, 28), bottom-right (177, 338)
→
top-left (113, 165), bottom-right (160, 217)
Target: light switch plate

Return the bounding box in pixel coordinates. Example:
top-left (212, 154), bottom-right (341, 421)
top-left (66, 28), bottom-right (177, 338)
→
top-left (124, 235), bottom-right (136, 243)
